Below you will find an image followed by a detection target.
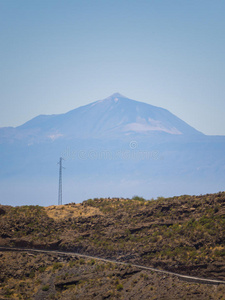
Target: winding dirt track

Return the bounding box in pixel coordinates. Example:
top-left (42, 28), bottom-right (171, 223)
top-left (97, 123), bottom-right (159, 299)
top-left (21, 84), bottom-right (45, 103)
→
top-left (1, 246), bottom-right (225, 285)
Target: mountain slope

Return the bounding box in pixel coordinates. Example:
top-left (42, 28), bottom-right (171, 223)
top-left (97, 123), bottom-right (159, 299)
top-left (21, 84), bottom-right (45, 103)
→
top-left (0, 93), bottom-right (202, 144)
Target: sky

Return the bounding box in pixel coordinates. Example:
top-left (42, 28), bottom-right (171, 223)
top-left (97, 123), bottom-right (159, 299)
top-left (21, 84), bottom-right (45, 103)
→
top-left (0, 0), bottom-right (225, 135)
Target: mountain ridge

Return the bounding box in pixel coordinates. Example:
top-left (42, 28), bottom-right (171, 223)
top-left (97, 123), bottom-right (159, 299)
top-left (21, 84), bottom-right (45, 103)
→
top-left (0, 93), bottom-right (203, 144)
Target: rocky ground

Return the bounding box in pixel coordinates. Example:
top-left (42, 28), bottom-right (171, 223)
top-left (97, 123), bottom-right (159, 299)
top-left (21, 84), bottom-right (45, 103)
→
top-left (1, 192), bottom-right (225, 298)
top-left (1, 250), bottom-right (225, 299)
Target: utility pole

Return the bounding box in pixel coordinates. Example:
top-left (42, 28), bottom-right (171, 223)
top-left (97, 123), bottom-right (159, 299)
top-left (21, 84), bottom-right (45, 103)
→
top-left (58, 157), bottom-right (64, 205)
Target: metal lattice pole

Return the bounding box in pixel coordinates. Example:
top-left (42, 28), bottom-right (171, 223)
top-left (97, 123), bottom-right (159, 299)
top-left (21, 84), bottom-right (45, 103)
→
top-left (58, 157), bottom-right (63, 205)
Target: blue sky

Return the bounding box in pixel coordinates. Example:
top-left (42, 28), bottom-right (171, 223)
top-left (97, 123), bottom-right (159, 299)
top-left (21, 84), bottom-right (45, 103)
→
top-left (0, 0), bottom-right (225, 135)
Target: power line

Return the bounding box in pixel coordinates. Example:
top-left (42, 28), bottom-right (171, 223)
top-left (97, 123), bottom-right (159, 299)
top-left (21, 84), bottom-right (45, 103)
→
top-left (58, 157), bottom-right (64, 205)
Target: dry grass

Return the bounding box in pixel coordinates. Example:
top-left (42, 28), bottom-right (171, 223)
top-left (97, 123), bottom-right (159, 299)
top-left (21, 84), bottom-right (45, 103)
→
top-left (44, 203), bottom-right (103, 220)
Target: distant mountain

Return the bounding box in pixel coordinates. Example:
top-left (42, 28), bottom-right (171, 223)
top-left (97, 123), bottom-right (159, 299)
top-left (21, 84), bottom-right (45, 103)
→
top-left (0, 93), bottom-right (202, 144)
top-left (0, 93), bottom-right (224, 206)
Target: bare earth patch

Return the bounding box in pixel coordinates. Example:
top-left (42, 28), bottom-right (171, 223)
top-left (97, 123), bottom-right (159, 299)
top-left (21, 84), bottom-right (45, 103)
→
top-left (44, 203), bottom-right (103, 220)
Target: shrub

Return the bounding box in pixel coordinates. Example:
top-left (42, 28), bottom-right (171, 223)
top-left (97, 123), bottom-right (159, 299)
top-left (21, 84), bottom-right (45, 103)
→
top-left (132, 196), bottom-right (146, 202)
top-left (69, 260), bottom-right (77, 267)
top-left (53, 262), bottom-right (63, 270)
top-left (79, 258), bottom-right (85, 265)
top-left (156, 196), bottom-right (165, 201)
top-left (88, 259), bottom-right (95, 265)
top-left (4, 288), bottom-right (13, 296)
top-left (42, 285), bottom-right (49, 291)
top-left (29, 270), bottom-right (35, 279)
top-left (116, 283), bottom-right (123, 291)
top-left (214, 206), bottom-right (219, 213)
top-left (38, 266), bottom-right (47, 273)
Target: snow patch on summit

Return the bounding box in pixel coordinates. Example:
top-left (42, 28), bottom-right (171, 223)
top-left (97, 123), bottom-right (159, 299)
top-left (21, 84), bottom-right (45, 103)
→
top-left (123, 117), bottom-right (182, 134)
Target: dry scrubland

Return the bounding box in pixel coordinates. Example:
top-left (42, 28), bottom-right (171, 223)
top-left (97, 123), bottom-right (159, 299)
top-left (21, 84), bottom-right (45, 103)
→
top-left (1, 250), bottom-right (225, 300)
top-left (1, 192), bottom-right (225, 299)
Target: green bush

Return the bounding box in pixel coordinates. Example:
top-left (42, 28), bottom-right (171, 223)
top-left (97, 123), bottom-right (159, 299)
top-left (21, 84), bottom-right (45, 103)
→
top-left (53, 262), bottom-right (63, 270)
top-left (116, 283), bottom-right (123, 291)
top-left (38, 266), bottom-right (46, 273)
top-left (156, 196), bottom-right (165, 201)
top-left (42, 285), bottom-right (49, 291)
top-left (88, 259), bottom-right (95, 265)
top-left (132, 195), bottom-right (146, 202)
top-left (69, 260), bottom-right (77, 267)
top-left (79, 258), bottom-right (85, 265)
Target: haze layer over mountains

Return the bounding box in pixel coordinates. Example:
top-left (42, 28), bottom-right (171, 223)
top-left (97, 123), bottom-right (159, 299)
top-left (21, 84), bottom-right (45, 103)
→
top-left (1, 93), bottom-right (224, 206)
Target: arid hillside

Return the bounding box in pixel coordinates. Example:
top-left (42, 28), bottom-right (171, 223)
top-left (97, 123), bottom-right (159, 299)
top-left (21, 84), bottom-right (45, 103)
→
top-left (1, 249), bottom-right (225, 300)
top-left (1, 192), bottom-right (225, 299)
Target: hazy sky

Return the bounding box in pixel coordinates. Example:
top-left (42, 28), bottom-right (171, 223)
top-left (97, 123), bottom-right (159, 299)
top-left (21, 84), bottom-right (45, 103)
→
top-left (0, 0), bottom-right (225, 135)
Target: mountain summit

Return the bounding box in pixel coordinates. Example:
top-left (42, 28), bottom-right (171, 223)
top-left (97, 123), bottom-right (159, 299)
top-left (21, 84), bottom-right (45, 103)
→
top-left (1, 93), bottom-right (202, 144)
top-left (84, 93), bottom-right (202, 137)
